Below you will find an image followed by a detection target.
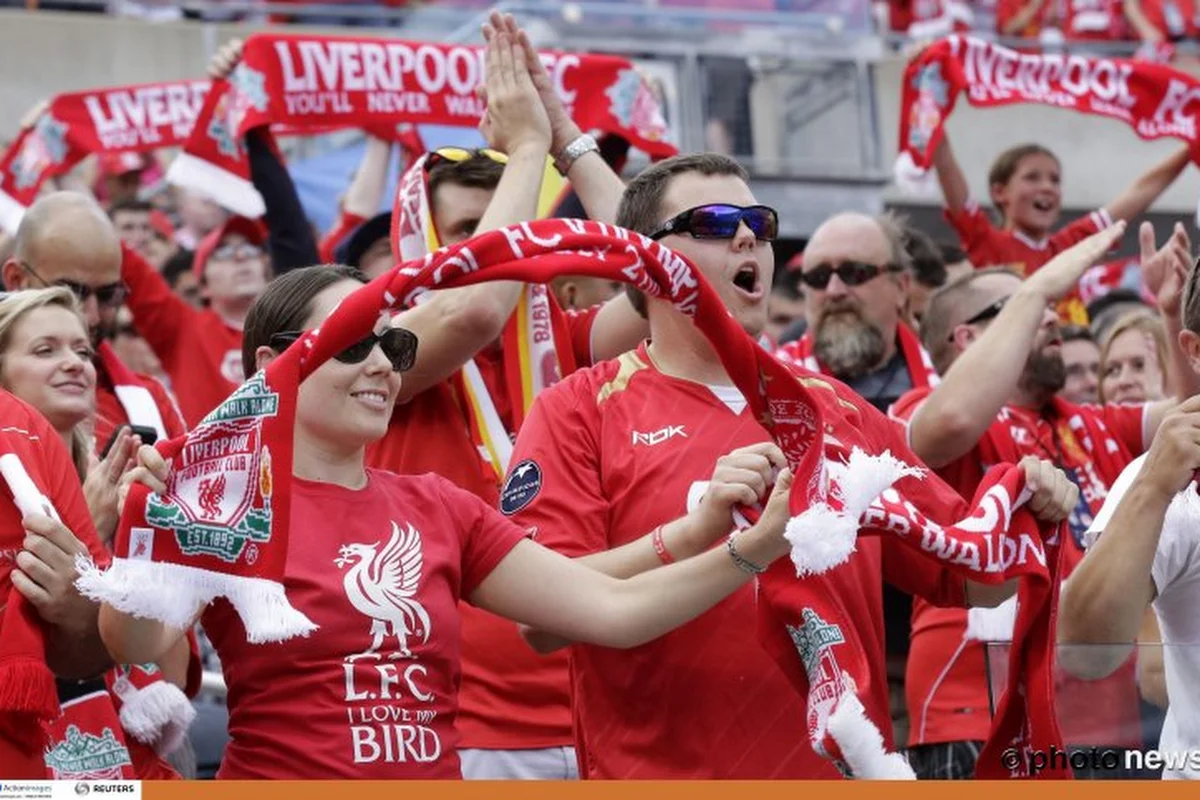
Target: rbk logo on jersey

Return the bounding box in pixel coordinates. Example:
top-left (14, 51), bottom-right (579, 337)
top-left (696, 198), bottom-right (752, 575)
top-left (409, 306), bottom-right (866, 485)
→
top-left (632, 425), bottom-right (687, 446)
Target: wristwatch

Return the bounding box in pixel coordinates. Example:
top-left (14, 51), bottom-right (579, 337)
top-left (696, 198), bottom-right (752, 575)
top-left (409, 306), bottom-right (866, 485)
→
top-left (554, 133), bottom-right (600, 175)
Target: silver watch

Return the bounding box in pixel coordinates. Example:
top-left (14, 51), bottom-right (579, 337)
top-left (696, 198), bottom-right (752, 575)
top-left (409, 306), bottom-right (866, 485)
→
top-left (554, 133), bottom-right (599, 175)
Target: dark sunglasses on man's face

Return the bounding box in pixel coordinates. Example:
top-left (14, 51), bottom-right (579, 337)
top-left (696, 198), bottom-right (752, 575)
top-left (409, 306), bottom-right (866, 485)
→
top-left (22, 262), bottom-right (127, 308)
top-left (948, 296), bottom-right (1010, 341)
top-left (799, 261), bottom-right (901, 291)
top-left (649, 204), bottom-right (779, 242)
top-left (269, 327), bottom-right (419, 373)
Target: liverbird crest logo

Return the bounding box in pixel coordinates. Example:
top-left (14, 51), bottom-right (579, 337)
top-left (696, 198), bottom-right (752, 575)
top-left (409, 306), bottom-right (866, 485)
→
top-left (335, 521), bottom-right (431, 662)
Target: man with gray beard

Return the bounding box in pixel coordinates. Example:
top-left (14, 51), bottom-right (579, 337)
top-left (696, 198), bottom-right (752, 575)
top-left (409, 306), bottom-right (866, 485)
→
top-left (891, 222), bottom-right (1197, 779)
top-left (777, 212), bottom-right (939, 413)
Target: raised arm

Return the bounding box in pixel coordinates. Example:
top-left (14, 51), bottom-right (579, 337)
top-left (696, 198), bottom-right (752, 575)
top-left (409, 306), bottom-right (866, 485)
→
top-left (1103, 146), bottom-right (1191, 224)
top-left (392, 19), bottom-right (553, 401)
top-left (121, 244), bottom-right (193, 367)
top-left (341, 135), bottom-right (392, 220)
top-left (933, 136), bottom-right (971, 216)
top-left (511, 13), bottom-right (626, 225)
top-left (1123, 0), bottom-right (1165, 42)
top-left (909, 224), bottom-right (1125, 468)
top-left (999, 0), bottom-right (1048, 35)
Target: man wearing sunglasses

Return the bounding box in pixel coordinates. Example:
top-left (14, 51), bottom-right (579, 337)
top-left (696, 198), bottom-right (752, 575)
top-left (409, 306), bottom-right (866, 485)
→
top-left (891, 222), bottom-right (1197, 779)
top-left (362, 15), bottom-right (647, 782)
top-left (501, 152), bottom-right (1067, 779)
top-left (1, 193), bottom-right (186, 449)
top-left (778, 213), bottom-right (937, 415)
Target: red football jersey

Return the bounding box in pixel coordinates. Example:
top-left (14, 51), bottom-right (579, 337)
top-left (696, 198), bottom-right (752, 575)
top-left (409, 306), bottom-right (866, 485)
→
top-left (946, 203), bottom-right (1112, 276)
top-left (891, 387), bottom-right (1146, 746)
top-left (205, 470), bottom-right (526, 778)
top-left (367, 305), bottom-right (599, 752)
top-left (1138, 0), bottom-right (1198, 39)
top-left (94, 363), bottom-right (187, 450)
top-left (506, 344), bottom-right (967, 778)
top-left (0, 391), bottom-right (110, 777)
top-left (121, 247), bottom-right (244, 428)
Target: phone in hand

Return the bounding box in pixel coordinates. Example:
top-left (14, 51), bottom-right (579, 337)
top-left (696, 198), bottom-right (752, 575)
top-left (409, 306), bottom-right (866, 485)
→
top-left (101, 424), bottom-right (159, 459)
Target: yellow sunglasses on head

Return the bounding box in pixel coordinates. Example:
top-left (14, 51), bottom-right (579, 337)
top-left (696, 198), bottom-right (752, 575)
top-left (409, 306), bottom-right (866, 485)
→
top-left (426, 147), bottom-right (509, 169)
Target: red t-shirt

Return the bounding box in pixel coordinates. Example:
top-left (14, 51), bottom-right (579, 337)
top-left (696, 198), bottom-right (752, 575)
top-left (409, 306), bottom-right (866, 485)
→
top-left (319, 211), bottom-right (368, 265)
top-left (891, 387), bottom-right (1146, 746)
top-left (121, 246), bottom-right (243, 428)
top-left (205, 470), bottom-right (526, 778)
top-left (1063, 0), bottom-right (1125, 39)
top-left (946, 203), bottom-right (1112, 276)
top-left (506, 345), bottom-right (966, 778)
top-left (94, 363), bottom-right (187, 450)
top-left (366, 304), bottom-right (600, 752)
top-left (0, 391), bottom-right (111, 777)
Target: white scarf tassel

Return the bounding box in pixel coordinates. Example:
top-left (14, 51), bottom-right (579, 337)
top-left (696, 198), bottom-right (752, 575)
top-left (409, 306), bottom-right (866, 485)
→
top-left (827, 690), bottom-right (917, 779)
top-left (114, 677), bottom-right (197, 757)
top-left (785, 448), bottom-right (924, 576)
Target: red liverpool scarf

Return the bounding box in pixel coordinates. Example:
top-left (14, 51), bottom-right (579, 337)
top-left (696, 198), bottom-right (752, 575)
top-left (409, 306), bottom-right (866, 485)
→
top-left (78, 219), bottom-right (1068, 777)
top-left (0, 80), bottom-right (210, 234)
top-left (777, 323), bottom-right (939, 390)
top-left (168, 32), bottom-right (675, 218)
top-left (896, 34), bottom-right (1200, 192)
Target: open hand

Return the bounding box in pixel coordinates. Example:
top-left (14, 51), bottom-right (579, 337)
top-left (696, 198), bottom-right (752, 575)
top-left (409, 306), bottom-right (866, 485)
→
top-left (1025, 222), bottom-right (1127, 302)
top-left (1140, 221), bottom-right (1192, 319)
top-left (479, 12), bottom-right (551, 156)
top-left (84, 427), bottom-right (140, 546)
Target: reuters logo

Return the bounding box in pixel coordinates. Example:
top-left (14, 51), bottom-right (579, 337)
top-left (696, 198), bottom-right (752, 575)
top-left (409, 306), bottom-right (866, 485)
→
top-left (75, 783), bottom-right (90, 796)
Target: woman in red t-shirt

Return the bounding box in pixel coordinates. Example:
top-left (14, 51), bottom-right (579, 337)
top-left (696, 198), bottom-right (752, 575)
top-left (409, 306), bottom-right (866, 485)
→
top-left (99, 265), bottom-right (798, 779)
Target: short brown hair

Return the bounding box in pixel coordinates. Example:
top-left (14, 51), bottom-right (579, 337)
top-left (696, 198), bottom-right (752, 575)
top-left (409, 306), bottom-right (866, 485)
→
top-left (428, 154), bottom-right (505, 197)
top-left (988, 144), bottom-right (1058, 189)
top-left (615, 153), bottom-right (750, 316)
top-left (920, 266), bottom-right (1019, 374)
top-left (241, 265), bottom-right (365, 377)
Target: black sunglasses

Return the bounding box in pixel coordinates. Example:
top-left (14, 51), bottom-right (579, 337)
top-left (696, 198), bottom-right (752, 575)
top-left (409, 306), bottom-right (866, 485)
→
top-left (649, 204), bottom-right (778, 242)
top-left (269, 327), bottom-right (419, 373)
top-left (22, 262), bottom-right (127, 308)
top-left (949, 296), bottom-right (1010, 341)
top-left (799, 261), bottom-right (903, 291)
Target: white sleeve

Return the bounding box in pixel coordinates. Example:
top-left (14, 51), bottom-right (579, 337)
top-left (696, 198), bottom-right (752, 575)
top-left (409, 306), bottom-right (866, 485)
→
top-left (1151, 494), bottom-right (1198, 597)
top-left (1084, 453), bottom-right (1147, 548)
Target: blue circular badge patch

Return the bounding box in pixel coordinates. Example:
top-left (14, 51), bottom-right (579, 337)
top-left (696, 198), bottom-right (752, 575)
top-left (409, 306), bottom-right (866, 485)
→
top-left (501, 460), bottom-right (542, 516)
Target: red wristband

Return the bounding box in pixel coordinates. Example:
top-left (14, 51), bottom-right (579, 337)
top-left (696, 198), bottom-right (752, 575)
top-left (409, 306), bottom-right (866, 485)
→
top-left (652, 525), bottom-right (675, 565)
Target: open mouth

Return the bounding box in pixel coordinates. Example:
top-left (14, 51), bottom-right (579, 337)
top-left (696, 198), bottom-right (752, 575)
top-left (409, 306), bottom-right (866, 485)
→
top-left (732, 263), bottom-right (760, 295)
top-left (1032, 198), bottom-right (1055, 213)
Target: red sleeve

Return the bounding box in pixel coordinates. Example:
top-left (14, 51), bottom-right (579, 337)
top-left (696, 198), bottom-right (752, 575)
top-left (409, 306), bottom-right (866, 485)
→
top-left (1095, 403), bottom-right (1149, 456)
top-left (1049, 209), bottom-right (1113, 251)
top-left (881, 537), bottom-right (968, 607)
top-left (438, 478), bottom-right (528, 597)
top-left (121, 245), bottom-right (196, 369)
top-left (943, 202), bottom-right (1001, 268)
top-left (504, 378), bottom-right (609, 558)
top-left (564, 304), bottom-right (602, 368)
top-left (318, 211), bottom-right (368, 264)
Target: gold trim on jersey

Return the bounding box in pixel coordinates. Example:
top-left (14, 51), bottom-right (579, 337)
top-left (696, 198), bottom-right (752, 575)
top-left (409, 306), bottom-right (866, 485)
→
top-left (596, 350), bottom-right (649, 405)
